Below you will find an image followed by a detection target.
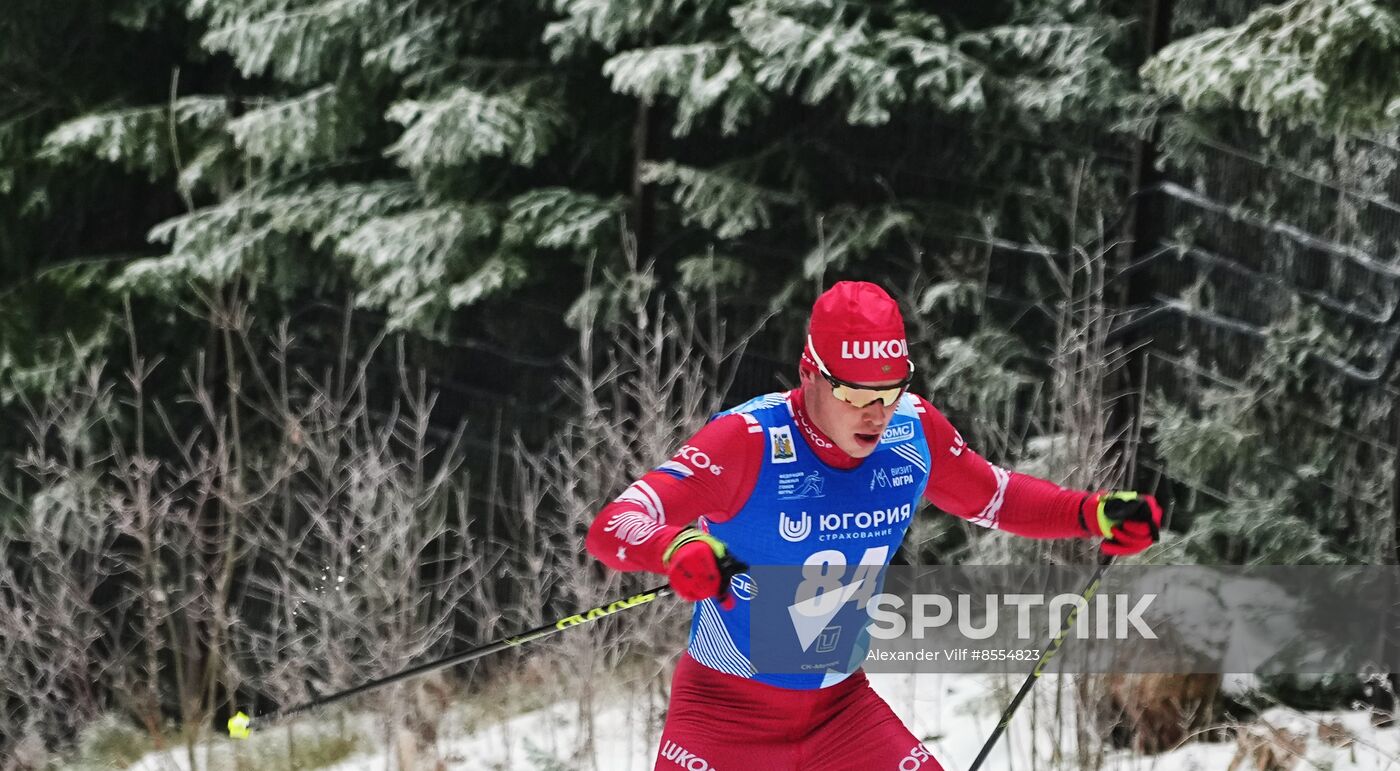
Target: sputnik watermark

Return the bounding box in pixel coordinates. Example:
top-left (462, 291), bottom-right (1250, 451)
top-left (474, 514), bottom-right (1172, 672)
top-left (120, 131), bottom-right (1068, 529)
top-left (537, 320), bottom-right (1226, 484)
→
top-left (751, 565), bottom-right (1400, 675)
top-left (859, 591), bottom-right (1159, 641)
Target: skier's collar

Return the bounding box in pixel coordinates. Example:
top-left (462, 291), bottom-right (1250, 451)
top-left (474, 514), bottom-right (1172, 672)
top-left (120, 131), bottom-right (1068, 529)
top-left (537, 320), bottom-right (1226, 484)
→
top-left (787, 388), bottom-right (861, 470)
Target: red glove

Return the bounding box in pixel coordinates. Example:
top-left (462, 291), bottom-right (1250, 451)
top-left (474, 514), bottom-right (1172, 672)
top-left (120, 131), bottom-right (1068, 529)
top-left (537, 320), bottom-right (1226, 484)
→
top-left (662, 529), bottom-right (748, 610)
top-left (1082, 491), bottom-right (1162, 556)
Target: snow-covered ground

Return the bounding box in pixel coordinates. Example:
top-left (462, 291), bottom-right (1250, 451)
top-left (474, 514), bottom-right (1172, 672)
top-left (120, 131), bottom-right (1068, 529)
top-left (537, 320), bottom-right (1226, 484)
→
top-left (126, 670), bottom-right (1400, 770)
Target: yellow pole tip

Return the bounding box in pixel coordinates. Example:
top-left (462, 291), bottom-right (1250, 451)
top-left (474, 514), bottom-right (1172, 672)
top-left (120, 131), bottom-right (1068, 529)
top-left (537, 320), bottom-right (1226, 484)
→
top-left (228, 711), bottom-right (251, 739)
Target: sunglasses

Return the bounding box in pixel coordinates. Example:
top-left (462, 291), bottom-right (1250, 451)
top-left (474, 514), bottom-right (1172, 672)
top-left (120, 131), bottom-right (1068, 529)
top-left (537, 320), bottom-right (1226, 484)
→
top-left (818, 362), bottom-right (916, 409)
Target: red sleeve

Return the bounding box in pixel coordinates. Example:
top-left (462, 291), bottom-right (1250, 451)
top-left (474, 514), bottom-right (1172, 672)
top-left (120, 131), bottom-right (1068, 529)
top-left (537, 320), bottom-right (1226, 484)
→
top-left (586, 413), bottom-right (763, 574)
top-left (914, 395), bottom-right (1092, 539)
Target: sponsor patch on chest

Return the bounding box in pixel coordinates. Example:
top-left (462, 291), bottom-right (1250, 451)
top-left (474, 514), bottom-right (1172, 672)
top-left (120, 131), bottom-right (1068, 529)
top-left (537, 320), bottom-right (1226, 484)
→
top-left (769, 425), bottom-right (798, 463)
top-left (778, 470), bottom-right (825, 499)
top-left (871, 464), bottom-right (917, 490)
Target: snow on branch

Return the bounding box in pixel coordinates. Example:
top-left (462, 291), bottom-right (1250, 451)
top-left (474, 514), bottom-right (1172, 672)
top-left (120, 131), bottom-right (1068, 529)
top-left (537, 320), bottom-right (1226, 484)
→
top-left (39, 97), bottom-right (228, 177)
top-left (1143, 0), bottom-right (1400, 132)
top-left (733, 2), bottom-right (904, 125)
top-left (641, 160), bottom-right (796, 239)
top-left (121, 181), bottom-right (419, 291)
top-left (604, 43), bottom-right (764, 135)
top-left (386, 85), bottom-right (560, 171)
top-left (229, 84), bottom-right (366, 168)
top-left (197, 0), bottom-right (374, 85)
top-left (336, 204), bottom-right (505, 329)
top-left (504, 188), bottom-right (626, 250)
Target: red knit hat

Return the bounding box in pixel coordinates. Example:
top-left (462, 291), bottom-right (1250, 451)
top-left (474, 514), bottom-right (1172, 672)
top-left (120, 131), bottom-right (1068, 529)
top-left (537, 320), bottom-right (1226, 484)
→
top-left (801, 281), bottom-right (910, 383)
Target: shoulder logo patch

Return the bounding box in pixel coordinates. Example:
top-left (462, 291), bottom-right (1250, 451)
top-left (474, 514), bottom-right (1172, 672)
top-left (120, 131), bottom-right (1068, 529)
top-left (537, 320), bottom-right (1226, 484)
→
top-left (769, 425), bottom-right (797, 464)
top-left (880, 423), bottom-right (915, 444)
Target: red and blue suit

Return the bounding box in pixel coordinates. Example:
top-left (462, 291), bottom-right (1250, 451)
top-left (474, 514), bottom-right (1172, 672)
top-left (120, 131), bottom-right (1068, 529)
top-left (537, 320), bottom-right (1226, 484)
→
top-left (588, 388), bottom-right (1100, 771)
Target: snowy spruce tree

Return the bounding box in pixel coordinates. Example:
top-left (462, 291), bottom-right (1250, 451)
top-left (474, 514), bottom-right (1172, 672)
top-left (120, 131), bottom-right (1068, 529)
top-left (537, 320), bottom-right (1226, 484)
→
top-left (31, 0), bottom-right (631, 336)
top-left (1132, 0), bottom-right (1400, 565)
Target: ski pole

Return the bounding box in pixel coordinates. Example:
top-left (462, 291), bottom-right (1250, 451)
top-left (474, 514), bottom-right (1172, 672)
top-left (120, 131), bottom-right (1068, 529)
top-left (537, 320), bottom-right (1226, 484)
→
top-left (967, 552), bottom-right (1114, 771)
top-left (226, 584), bottom-right (671, 738)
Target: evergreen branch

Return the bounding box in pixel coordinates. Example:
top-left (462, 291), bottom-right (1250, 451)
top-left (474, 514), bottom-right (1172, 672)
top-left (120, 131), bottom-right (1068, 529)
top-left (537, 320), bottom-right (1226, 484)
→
top-left (38, 97), bottom-right (227, 175)
top-left (363, 13), bottom-right (456, 76)
top-left (545, 0), bottom-right (729, 59)
top-left (130, 181), bottom-right (421, 292)
top-left (229, 85), bottom-right (365, 168)
top-left (1167, 119), bottom-right (1400, 217)
top-left (199, 0), bottom-right (374, 84)
top-left (335, 204), bottom-right (505, 329)
top-left (386, 85), bottom-right (560, 170)
top-left (1154, 181), bottom-right (1400, 280)
top-left (641, 160), bottom-right (797, 239)
top-left (503, 188), bottom-right (625, 250)
top-left (1143, 0), bottom-right (1400, 132)
top-left (733, 3), bottom-right (905, 125)
top-left (448, 256), bottom-right (528, 308)
top-left (0, 254), bottom-right (148, 304)
top-left (603, 42), bottom-right (728, 102)
top-left (802, 204), bottom-right (915, 278)
top-left (604, 43), bottom-right (762, 136)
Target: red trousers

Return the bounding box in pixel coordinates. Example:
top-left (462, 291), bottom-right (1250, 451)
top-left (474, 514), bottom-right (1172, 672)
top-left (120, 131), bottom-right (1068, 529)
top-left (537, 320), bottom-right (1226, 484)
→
top-left (654, 654), bottom-right (944, 771)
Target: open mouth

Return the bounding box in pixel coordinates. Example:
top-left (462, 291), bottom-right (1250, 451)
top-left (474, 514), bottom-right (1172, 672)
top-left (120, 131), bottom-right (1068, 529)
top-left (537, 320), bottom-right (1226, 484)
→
top-left (854, 432), bottom-right (880, 445)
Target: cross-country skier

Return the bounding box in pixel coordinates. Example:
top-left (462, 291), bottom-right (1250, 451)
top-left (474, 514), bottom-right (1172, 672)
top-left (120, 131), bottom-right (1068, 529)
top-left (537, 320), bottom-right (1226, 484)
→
top-left (587, 281), bottom-right (1162, 771)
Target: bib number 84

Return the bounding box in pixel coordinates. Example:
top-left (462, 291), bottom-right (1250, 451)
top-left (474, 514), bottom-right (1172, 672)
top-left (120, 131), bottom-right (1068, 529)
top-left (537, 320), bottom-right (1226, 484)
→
top-left (793, 546), bottom-right (889, 616)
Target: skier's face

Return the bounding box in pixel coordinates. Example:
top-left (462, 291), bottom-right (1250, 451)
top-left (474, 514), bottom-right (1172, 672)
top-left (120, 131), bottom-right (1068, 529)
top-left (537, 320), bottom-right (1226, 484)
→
top-left (800, 367), bottom-right (901, 458)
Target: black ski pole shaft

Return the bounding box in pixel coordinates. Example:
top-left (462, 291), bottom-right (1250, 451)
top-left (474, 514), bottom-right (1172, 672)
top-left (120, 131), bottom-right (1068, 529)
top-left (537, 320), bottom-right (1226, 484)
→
top-left (967, 553), bottom-right (1114, 771)
top-left (228, 585), bottom-right (671, 737)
